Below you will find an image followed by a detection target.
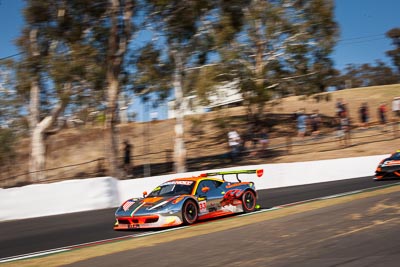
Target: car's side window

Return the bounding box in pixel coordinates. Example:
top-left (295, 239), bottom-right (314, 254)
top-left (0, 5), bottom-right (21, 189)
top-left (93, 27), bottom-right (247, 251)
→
top-left (196, 180), bottom-right (218, 195)
top-left (213, 180), bottom-right (223, 188)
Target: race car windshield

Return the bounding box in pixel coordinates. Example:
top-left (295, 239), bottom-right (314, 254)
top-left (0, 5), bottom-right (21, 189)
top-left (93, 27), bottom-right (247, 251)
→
top-left (148, 181), bottom-right (195, 197)
top-left (391, 152), bottom-right (400, 160)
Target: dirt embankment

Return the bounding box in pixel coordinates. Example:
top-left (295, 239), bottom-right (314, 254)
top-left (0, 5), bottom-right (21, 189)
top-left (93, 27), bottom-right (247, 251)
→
top-left (2, 84), bottom-right (400, 187)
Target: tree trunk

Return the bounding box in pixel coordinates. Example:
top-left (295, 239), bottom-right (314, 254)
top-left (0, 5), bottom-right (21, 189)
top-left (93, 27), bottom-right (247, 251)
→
top-left (29, 81), bottom-right (68, 182)
top-left (105, 78), bottom-right (121, 178)
top-left (254, 17), bottom-right (266, 120)
top-left (28, 79), bottom-right (43, 181)
top-left (172, 50), bottom-right (187, 173)
top-left (104, 0), bottom-right (133, 178)
top-left (30, 126), bottom-right (46, 181)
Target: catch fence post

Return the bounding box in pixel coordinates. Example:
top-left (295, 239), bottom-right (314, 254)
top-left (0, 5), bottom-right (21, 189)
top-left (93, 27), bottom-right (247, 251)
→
top-left (393, 120), bottom-right (399, 138)
top-left (286, 136), bottom-right (292, 154)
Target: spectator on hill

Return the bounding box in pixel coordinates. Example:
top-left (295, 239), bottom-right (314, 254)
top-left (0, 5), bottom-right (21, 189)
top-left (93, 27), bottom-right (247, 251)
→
top-left (296, 109), bottom-right (308, 139)
top-left (335, 111), bottom-right (351, 147)
top-left (335, 98), bottom-right (346, 117)
top-left (359, 102), bottom-right (369, 128)
top-left (258, 127), bottom-right (269, 155)
top-left (341, 112), bottom-right (351, 147)
top-left (310, 109), bottom-right (322, 137)
top-left (123, 140), bottom-right (132, 176)
top-left (335, 115), bottom-right (344, 145)
top-left (378, 102), bottom-right (388, 131)
top-left (228, 128), bottom-right (242, 162)
top-left (245, 123), bottom-right (259, 150)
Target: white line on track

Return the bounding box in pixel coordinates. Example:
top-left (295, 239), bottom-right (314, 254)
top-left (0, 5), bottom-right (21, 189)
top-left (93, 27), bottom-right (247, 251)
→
top-left (0, 249), bottom-right (70, 263)
top-left (0, 227), bottom-right (189, 264)
top-left (2, 182), bottom-right (399, 263)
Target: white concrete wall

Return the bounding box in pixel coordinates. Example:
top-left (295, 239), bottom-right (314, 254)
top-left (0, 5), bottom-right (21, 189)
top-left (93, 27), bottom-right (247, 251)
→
top-left (0, 177), bottom-right (119, 221)
top-left (0, 154), bottom-right (388, 221)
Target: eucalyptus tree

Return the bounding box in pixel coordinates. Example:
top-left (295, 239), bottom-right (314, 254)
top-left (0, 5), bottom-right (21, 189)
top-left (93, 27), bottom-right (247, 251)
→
top-left (210, 0), bottom-right (338, 120)
top-left (103, 0), bottom-right (137, 178)
top-left (0, 60), bottom-right (22, 128)
top-left (0, 61), bottom-right (20, 171)
top-left (289, 0), bottom-right (339, 95)
top-left (132, 43), bottom-right (172, 121)
top-left (16, 0), bottom-right (107, 181)
top-left (146, 0), bottom-right (216, 173)
top-left (386, 28), bottom-right (400, 74)
top-left (337, 61), bottom-right (399, 89)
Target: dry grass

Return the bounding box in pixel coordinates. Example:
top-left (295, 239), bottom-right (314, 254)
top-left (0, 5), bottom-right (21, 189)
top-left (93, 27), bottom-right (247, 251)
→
top-left (2, 84), bottom-right (400, 187)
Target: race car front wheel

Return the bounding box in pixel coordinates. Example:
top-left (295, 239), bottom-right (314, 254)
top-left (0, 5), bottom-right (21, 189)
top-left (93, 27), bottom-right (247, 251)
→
top-left (242, 190), bottom-right (256, 213)
top-left (182, 199), bottom-right (198, 225)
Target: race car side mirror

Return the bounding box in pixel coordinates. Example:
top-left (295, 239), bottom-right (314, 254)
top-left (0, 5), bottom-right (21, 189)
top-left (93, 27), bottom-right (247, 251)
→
top-left (143, 191), bottom-right (147, 197)
top-left (201, 187), bottom-right (210, 193)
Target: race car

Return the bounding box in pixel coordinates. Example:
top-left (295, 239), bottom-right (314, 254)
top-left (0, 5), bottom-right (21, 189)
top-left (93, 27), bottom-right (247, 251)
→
top-left (374, 150), bottom-right (400, 180)
top-left (114, 169), bottom-right (263, 230)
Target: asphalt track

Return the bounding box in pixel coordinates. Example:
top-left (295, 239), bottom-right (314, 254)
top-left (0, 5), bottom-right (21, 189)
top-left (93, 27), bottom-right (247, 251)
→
top-left (0, 176), bottom-right (399, 261)
top-left (66, 185), bottom-right (400, 267)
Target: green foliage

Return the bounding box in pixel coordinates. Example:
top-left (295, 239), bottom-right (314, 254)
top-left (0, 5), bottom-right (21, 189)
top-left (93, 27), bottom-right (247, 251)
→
top-left (212, 0), bottom-right (339, 120)
top-left (15, 0), bottom-right (110, 116)
top-left (386, 27), bottom-right (400, 73)
top-left (148, 0), bottom-right (213, 44)
top-left (133, 43), bottom-right (172, 97)
top-left (336, 61), bottom-right (399, 89)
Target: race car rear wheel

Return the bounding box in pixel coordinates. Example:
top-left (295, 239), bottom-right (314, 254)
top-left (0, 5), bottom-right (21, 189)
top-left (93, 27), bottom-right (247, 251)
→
top-left (182, 199), bottom-right (198, 225)
top-left (242, 190), bottom-right (256, 213)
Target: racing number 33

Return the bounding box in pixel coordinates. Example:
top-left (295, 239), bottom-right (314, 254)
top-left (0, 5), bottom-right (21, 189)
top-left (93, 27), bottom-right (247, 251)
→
top-left (199, 201), bottom-right (207, 213)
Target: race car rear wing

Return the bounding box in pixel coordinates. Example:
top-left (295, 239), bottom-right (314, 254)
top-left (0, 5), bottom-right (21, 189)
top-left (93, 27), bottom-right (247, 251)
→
top-left (201, 169), bottom-right (263, 182)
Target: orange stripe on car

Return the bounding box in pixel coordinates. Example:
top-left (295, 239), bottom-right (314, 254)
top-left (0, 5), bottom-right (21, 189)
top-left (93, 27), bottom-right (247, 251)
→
top-left (143, 197), bottom-right (163, 203)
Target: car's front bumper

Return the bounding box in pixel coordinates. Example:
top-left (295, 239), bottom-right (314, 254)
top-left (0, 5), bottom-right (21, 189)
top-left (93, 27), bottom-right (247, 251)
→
top-left (114, 214), bottom-right (183, 229)
top-left (374, 170), bottom-right (400, 180)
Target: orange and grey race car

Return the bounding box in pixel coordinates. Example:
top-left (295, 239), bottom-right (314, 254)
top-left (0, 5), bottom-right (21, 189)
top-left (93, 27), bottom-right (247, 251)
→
top-left (114, 169), bottom-right (263, 230)
top-left (375, 150), bottom-right (400, 180)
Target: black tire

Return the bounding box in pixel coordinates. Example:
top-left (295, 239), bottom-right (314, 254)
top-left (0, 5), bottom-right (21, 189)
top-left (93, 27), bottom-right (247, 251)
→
top-left (182, 199), bottom-right (198, 225)
top-left (242, 190), bottom-right (256, 213)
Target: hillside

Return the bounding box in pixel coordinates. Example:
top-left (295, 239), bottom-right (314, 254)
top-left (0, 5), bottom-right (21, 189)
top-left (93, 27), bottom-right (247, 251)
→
top-left (2, 84), bottom-right (400, 187)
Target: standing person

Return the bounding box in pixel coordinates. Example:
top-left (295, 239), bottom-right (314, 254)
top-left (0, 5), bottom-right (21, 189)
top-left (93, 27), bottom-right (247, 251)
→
top-left (378, 102), bottom-right (388, 131)
top-left (123, 140), bottom-right (132, 176)
top-left (246, 123), bottom-right (259, 150)
top-left (310, 109), bottom-right (322, 137)
top-left (359, 102), bottom-right (369, 128)
top-left (258, 127), bottom-right (269, 155)
top-left (340, 113), bottom-right (351, 147)
top-left (296, 109), bottom-right (308, 139)
top-left (335, 115), bottom-right (344, 146)
top-left (335, 98), bottom-right (345, 117)
top-left (228, 128), bottom-right (241, 162)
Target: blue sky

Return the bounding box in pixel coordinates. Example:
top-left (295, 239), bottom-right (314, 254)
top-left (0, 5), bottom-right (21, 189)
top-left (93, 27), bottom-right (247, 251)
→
top-left (0, 0), bottom-right (399, 121)
top-left (1, 0), bottom-right (399, 68)
top-left (333, 0), bottom-right (400, 70)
